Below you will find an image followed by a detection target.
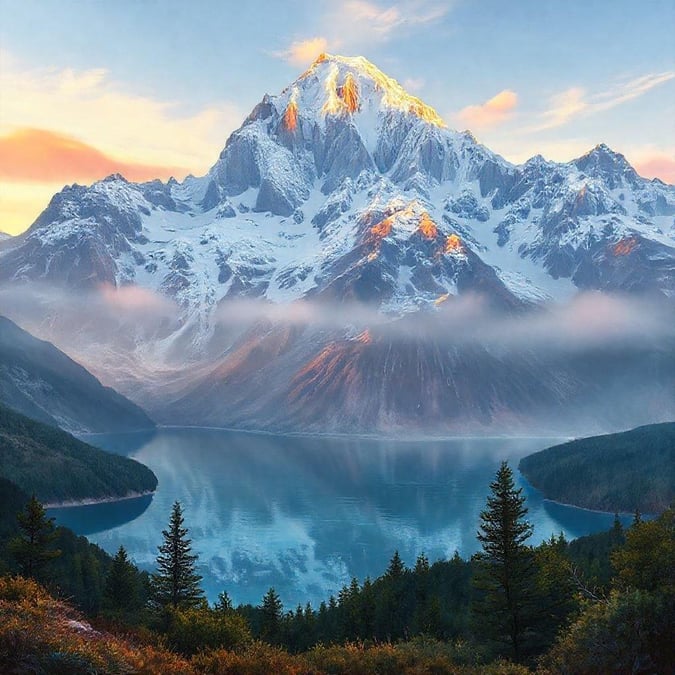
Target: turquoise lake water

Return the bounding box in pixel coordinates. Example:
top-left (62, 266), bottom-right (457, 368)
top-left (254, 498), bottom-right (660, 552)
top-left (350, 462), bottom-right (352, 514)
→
top-left (49, 428), bottom-right (629, 607)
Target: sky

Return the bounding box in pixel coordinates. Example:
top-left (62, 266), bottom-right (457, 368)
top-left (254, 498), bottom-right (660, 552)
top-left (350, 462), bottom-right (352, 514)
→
top-left (0, 0), bottom-right (673, 235)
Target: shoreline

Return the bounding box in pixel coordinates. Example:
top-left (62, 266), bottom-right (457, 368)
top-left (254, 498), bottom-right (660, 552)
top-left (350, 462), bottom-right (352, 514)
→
top-left (541, 495), bottom-right (646, 517)
top-left (45, 489), bottom-right (156, 510)
top-left (78, 422), bottom-right (581, 444)
top-left (519, 474), bottom-right (656, 517)
top-left (149, 423), bottom-right (575, 444)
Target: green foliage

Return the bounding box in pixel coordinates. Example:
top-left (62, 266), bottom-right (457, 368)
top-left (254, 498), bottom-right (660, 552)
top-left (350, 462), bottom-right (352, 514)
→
top-left (166, 605), bottom-right (251, 656)
top-left (519, 421), bottom-right (675, 513)
top-left (611, 508), bottom-right (675, 593)
top-left (542, 509), bottom-right (675, 674)
top-left (8, 495), bottom-right (61, 582)
top-left (566, 516), bottom-right (625, 590)
top-left (0, 402), bottom-right (157, 503)
top-left (260, 587), bottom-right (283, 644)
top-left (151, 501), bottom-right (205, 611)
top-left (472, 461), bottom-right (536, 662)
top-left (542, 588), bottom-right (674, 674)
top-left (104, 545), bottom-right (147, 621)
top-left (0, 480), bottom-right (149, 616)
top-left (530, 534), bottom-right (578, 652)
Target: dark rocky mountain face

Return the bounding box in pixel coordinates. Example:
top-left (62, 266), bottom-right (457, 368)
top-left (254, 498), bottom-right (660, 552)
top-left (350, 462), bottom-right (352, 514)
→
top-left (0, 315), bottom-right (154, 434)
top-left (0, 54), bottom-right (673, 434)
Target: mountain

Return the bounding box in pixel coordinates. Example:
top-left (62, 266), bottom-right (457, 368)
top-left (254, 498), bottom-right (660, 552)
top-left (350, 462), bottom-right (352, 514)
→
top-left (0, 315), bottom-right (154, 433)
top-left (519, 422), bottom-right (675, 513)
top-left (0, 402), bottom-right (157, 504)
top-left (0, 54), bottom-right (673, 433)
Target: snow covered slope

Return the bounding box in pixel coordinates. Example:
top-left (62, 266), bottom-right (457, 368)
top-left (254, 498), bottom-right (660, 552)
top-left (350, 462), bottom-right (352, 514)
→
top-left (1, 54), bottom-right (673, 433)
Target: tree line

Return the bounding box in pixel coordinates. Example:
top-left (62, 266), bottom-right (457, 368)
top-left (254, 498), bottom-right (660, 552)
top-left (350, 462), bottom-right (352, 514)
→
top-left (5, 462), bottom-right (673, 671)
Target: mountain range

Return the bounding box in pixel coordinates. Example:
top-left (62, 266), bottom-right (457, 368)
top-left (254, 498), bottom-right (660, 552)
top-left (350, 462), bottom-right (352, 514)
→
top-left (1, 54), bottom-right (673, 434)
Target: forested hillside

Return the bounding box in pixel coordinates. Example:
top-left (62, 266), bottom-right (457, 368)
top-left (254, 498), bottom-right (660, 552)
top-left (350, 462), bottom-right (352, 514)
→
top-left (519, 422), bottom-right (675, 513)
top-left (0, 403), bottom-right (157, 504)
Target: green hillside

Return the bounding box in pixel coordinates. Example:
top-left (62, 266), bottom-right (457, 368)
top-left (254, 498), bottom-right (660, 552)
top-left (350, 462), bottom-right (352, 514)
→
top-left (519, 422), bottom-right (675, 513)
top-left (0, 403), bottom-right (157, 504)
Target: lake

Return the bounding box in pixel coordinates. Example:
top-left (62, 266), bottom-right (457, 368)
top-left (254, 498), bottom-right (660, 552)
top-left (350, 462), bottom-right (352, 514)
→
top-left (49, 428), bottom-right (629, 608)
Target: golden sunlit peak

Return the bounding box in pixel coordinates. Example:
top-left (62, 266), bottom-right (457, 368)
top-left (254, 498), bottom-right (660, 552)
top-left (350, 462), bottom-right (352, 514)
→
top-left (304, 54), bottom-right (445, 127)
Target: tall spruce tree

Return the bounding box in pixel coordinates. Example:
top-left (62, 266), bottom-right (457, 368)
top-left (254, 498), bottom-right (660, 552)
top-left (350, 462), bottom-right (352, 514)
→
top-left (472, 461), bottom-right (535, 661)
top-left (260, 587), bottom-right (283, 643)
top-left (104, 545), bottom-right (143, 616)
top-left (9, 495), bottom-right (61, 582)
top-left (151, 501), bottom-right (204, 610)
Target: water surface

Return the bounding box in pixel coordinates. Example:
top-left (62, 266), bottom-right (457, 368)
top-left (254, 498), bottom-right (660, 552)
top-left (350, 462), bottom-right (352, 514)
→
top-left (50, 428), bottom-right (629, 607)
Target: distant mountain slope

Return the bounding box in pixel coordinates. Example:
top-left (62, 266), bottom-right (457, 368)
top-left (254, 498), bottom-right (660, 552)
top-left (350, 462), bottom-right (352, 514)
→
top-left (0, 403), bottom-right (157, 504)
top-left (519, 422), bottom-right (675, 513)
top-left (0, 315), bottom-right (154, 433)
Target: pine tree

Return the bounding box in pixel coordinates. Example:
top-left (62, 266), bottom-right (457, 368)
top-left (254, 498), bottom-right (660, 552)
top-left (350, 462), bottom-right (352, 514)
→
top-left (472, 461), bottom-right (535, 661)
top-left (151, 501), bottom-right (204, 610)
top-left (9, 495), bottom-right (61, 582)
top-left (214, 590), bottom-right (233, 613)
top-left (386, 549), bottom-right (406, 578)
top-left (260, 587), bottom-right (283, 643)
top-left (105, 545), bottom-right (142, 616)
top-left (376, 550), bottom-right (408, 640)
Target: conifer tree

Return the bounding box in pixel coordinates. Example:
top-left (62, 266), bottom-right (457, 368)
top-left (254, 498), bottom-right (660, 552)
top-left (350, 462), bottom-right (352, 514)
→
top-left (151, 501), bottom-right (204, 610)
top-left (386, 549), bottom-right (406, 578)
top-left (105, 545), bottom-right (142, 615)
top-left (9, 495), bottom-right (61, 582)
top-left (472, 461), bottom-right (535, 661)
top-left (260, 587), bottom-right (283, 643)
top-left (214, 590), bottom-right (233, 613)
top-left (376, 550), bottom-right (408, 640)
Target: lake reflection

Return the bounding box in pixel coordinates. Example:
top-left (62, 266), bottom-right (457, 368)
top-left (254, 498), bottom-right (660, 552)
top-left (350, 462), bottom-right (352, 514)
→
top-left (49, 429), bottom-right (629, 607)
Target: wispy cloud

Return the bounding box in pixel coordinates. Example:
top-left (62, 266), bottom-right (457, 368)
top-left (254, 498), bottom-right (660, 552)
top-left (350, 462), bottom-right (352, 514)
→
top-left (455, 90), bottom-right (518, 130)
top-left (2, 284), bottom-right (673, 357)
top-left (533, 72), bottom-right (675, 132)
top-left (274, 0), bottom-right (450, 65)
top-left (0, 50), bottom-right (244, 234)
top-left (335, 0), bottom-right (447, 41)
top-left (0, 50), bottom-right (242, 172)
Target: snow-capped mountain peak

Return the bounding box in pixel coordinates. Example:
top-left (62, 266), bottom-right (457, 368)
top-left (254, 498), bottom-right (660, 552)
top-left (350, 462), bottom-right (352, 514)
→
top-left (277, 53), bottom-right (446, 130)
top-left (1, 55), bottom-right (674, 313)
top-left (1, 55), bottom-right (674, 434)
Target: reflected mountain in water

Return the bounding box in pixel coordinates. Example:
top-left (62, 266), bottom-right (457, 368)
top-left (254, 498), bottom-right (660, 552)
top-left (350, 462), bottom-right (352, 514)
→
top-left (50, 428), bottom-right (630, 606)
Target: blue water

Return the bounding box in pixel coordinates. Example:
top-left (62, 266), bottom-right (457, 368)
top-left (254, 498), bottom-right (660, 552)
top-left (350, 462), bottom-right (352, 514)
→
top-left (49, 428), bottom-right (630, 608)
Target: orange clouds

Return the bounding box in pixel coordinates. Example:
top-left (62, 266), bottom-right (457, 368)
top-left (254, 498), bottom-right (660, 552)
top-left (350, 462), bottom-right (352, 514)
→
top-left (0, 128), bottom-right (187, 183)
top-left (456, 90), bottom-right (518, 130)
top-left (633, 154), bottom-right (675, 185)
top-left (276, 37), bottom-right (330, 67)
